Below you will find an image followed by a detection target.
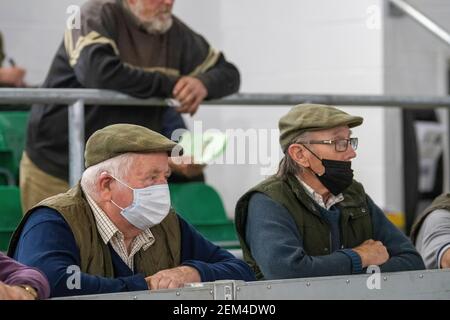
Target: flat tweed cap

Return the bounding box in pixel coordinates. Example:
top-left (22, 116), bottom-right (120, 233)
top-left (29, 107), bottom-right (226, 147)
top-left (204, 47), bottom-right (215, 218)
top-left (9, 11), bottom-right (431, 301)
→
top-left (85, 123), bottom-right (180, 168)
top-left (279, 104), bottom-right (363, 151)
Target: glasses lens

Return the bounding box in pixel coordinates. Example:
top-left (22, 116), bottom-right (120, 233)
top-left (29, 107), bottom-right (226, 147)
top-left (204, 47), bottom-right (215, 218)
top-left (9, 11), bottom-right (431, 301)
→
top-left (336, 139), bottom-right (347, 152)
top-left (350, 137), bottom-right (358, 150)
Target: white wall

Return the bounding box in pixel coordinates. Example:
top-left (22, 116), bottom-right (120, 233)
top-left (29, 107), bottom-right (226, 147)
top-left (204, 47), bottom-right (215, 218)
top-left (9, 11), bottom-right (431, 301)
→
top-left (1, 0), bottom-right (393, 217)
top-left (0, 0), bottom-right (85, 85)
top-left (385, 0), bottom-right (450, 96)
top-left (384, 0), bottom-right (450, 214)
top-left (176, 0), bottom-right (386, 215)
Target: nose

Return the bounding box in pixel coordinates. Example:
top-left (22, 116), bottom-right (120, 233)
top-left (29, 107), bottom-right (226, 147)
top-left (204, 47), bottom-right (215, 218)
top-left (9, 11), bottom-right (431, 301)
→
top-left (346, 144), bottom-right (357, 160)
top-left (164, 0), bottom-right (174, 6)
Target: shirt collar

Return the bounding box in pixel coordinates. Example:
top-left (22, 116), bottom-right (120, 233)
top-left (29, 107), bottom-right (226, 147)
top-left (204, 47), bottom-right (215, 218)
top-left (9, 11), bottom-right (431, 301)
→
top-left (296, 176), bottom-right (344, 210)
top-left (83, 190), bottom-right (155, 248)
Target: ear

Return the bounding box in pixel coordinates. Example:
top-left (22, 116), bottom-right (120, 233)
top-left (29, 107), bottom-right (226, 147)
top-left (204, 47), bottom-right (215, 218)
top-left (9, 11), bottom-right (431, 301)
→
top-left (97, 173), bottom-right (114, 201)
top-left (287, 144), bottom-right (311, 168)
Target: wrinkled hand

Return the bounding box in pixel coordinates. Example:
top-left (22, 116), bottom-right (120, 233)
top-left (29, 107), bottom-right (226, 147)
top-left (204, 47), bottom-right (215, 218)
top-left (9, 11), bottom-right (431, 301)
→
top-left (172, 76), bottom-right (207, 116)
top-left (352, 239), bottom-right (389, 268)
top-left (169, 156), bottom-right (206, 178)
top-left (0, 282), bottom-right (35, 300)
top-left (145, 266), bottom-right (201, 290)
top-left (0, 67), bottom-right (26, 87)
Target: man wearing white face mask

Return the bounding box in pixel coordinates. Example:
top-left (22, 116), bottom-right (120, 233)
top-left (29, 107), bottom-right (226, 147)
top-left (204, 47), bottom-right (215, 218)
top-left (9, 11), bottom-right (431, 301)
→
top-left (9, 124), bottom-right (255, 298)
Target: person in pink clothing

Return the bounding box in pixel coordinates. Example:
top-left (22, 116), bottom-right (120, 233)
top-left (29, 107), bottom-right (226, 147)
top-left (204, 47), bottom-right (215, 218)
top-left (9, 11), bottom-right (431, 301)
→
top-left (0, 252), bottom-right (50, 300)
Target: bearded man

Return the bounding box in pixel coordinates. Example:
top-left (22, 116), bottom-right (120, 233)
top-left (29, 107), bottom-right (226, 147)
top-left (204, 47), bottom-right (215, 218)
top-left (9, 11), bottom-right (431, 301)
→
top-left (21, 0), bottom-right (240, 212)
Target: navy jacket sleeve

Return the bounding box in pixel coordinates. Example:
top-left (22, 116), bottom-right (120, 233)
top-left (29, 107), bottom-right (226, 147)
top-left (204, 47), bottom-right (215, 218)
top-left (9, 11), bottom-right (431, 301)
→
top-left (245, 193), bottom-right (358, 280)
top-left (178, 216), bottom-right (255, 282)
top-left (367, 196), bottom-right (425, 272)
top-left (12, 208), bottom-right (148, 298)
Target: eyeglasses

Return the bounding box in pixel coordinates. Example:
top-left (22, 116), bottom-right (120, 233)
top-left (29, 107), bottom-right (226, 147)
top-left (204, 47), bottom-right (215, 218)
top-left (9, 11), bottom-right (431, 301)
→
top-left (300, 137), bottom-right (358, 152)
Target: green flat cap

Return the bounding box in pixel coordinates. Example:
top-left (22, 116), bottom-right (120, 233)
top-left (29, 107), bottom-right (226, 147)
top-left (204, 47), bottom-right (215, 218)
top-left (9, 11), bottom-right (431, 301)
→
top-left (85, 124), bottom-right (180, 168)
top-left (279, 104), bottom-right (363, 151)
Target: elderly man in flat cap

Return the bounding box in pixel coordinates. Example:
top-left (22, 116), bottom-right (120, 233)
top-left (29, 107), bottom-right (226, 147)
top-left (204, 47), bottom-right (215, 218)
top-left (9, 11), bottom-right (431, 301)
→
top-left (9, 124), bottom-right (254, 297)
top-left (235, 104), bottom-right (424, 280)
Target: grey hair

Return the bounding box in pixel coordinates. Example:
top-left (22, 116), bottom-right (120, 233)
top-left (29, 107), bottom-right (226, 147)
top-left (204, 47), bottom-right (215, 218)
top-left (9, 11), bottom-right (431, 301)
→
top-left (80, 153), bottom-right (136, 200)
top-left (276, 131), bottom-right (312, 180)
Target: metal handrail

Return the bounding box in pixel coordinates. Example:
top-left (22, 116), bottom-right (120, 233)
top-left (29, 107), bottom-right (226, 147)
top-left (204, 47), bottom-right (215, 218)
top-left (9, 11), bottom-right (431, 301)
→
top-left (2, 88), bottom-right (450, 108)
top-left (1, 88), bottom-right (450, 184)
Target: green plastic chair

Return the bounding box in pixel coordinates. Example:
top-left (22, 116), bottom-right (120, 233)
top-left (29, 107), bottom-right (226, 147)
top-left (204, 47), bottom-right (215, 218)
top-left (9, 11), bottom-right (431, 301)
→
top-left (169, 182), bottom-right (240, 249)
top-left (0, 185), bottom-right (22, 252)
top-left (0, 111), bottom-right (30, 184)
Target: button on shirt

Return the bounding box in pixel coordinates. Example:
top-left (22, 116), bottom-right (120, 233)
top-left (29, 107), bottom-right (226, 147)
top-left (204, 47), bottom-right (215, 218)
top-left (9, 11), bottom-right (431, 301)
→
top-left (297, 177), bottom-right (344, 210)
top-left (84, 192), bottom-right (155, 271)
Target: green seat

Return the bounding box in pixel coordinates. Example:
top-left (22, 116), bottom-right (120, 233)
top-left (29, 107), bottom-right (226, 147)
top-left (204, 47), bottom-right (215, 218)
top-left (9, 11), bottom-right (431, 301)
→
top-left (169, 182), bottom-right (240, 249)
top-left (0, 186), bottom-right (22, 252)
top-left (0, 111), bottom-right (29, 184)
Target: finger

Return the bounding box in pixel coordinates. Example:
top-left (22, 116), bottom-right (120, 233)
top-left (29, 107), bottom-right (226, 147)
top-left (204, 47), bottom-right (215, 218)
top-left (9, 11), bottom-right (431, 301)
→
top-left (8, 287), bottom-right (19, 300)
top-left (13, 288), bottom-right (32, 300)
top-left (173, 78), bottom-right (188, 96)
top-left (0, 288), bottom-right (7, 300)
top-left (179, 92), bottom-right (196, 106)
top-left (176, 83), bottom-right (193, 102)
top-left (149, 276), bottom-right (161, 290)
top-left (189, 98), bottom-right (202, 116)
top-left (144, 278), bottom-right (151, 289)
top-left (180, 97), bottom-right (200, 117)
top-left (158, 277), bottom-right (173, 289)
top-left (167, 280), bottom-right (181, 289)
top-left (178, 99), bottom-right (196, 114)
top-left (174, 79), bottom-right (192, 99)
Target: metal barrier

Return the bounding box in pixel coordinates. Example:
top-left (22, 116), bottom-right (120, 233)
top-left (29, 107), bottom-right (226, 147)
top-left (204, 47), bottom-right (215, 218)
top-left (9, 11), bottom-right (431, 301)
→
top-left (55, 269), bottom-right (450, 300)
top-left (3, 2), bottom-right (450, 300)
top-left (2, 88), bottom-right (450, 185)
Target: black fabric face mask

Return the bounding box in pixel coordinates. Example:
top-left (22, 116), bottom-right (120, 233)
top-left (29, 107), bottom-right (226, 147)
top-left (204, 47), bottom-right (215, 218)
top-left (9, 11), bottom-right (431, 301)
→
top-left (303, 146), bottom-right (354, 195)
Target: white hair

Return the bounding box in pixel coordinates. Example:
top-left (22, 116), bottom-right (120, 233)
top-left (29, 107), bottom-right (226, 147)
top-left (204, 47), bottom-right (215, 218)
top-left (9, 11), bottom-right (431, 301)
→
top-left (80, 153), bottom-right (136, 200)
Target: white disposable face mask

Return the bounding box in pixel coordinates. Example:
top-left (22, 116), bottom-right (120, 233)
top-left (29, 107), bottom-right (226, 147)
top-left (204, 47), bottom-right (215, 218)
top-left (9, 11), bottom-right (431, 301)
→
top-left (109, 175), bottom-right (171, 230)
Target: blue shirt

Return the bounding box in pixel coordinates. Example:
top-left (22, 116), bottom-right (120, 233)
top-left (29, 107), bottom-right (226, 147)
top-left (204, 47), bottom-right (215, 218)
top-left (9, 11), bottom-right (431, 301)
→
top-left (245, 192), bottom-right (425, 280)
top-left (12, 208), bottom-right (255, 297)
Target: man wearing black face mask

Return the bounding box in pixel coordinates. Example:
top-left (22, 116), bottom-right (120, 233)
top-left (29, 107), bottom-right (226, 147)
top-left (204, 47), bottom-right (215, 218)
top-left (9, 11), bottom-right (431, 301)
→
top-left (235, 104), bottom-right (424, 280)
top-left (10, 124), bottom-right (255, 298)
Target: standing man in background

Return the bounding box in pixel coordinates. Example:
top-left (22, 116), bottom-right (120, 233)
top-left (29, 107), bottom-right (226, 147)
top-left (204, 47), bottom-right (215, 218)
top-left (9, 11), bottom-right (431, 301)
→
top-left (21, 0), bottom-right (240, 212)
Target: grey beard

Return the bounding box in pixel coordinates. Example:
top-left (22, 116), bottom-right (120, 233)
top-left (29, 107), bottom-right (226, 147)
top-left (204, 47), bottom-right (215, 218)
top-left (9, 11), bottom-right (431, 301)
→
top-left (141, 17), bottom-right (173, 34)
top-left (121, 1), bottom-right (173, 34)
